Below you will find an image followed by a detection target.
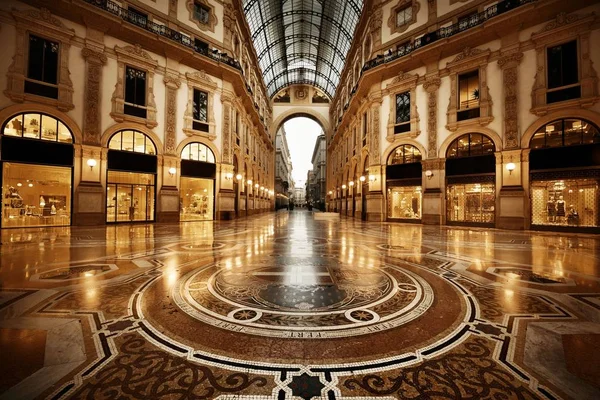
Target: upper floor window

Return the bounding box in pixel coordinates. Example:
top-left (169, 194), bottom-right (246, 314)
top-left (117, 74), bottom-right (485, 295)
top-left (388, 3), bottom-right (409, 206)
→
top-left (2, 113), bottom-right (73, 143)
top-left (395, 92), bottom-right (410, 134)
top-left (530, 119), bottom-right (599, 149)
top-left (109, 130), bottom-right (156, 155)
top-left (396, 5), bottom-right (412, 28)
top-left (192, 89), bottom-right (208, 132)
top-left (194, 2), bottom-right (210, 24)
top-left (457, 70), bottom-right (480, 121)
top-left (547, 40), bottom-right (580, 104)
top-left (181, 142), bottom-right (215, 163)
top-left (125, 66), bottom-right (147, 118)
top-left (26, 35), bottom-right (59, 99)
top-left (388, 145), bottom-right (421, 165)
top-left (446, 133), bottom-right (495, 158)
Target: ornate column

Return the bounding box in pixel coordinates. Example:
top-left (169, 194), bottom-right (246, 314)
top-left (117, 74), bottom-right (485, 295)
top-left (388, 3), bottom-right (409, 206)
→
top-left (366, 93), bottom-right (384, 221)
top-left (163, 74), bottom-right (181, 156)
top-left (423, 75), bottom-right (441, 158)
top-left (218, 91), bottom-right (236, 219)
top-left (496, 51), bottom-right (526, 230)
top-left (81, 47), bottom-right (106, 145)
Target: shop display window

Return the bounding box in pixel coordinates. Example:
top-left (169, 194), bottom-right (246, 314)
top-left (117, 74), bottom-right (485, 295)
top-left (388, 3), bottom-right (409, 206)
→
top-left (530, 119), bottom-right (600, 149)
top-left (387, 186), bottom-right (421, 220)
top-left (531, 179), bottom-right (599, 227)
top-left (2, 163), bottom-right (71, 227)
top-left (181, 142), bottom-right (215, 162)
top-left (2, 113), bottom-right (73, 143)
top-left (447, 183), bottom-right (495, 224)
top-left (106, 171), bottom-right (155, 223)
top-left (180, 178), bottom-right (214, 221)
top-left (108, 130), bottom-right (156, 154)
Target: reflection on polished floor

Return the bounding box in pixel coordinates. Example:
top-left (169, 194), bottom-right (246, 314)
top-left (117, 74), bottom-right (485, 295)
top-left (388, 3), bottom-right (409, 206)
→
top-left (1, 210), bottom-right (599, 399)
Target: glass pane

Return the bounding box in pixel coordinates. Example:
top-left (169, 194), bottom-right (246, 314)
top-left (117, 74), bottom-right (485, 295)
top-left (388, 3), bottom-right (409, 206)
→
top-left (121, 130), bottom-right (134, 152)
top-left (387, 186), bottom-right (421, 219)
top-left (181, 144), bottom-right (191, 160)
top-left (146, 185), bottom-right (154, 221)
top-left (457, 135), bottom-right (469, 158)
top-left (4, 115), bottom-right (23, 136)
top-left (447, 183), bottom-right (495, 223)
top-left (2, 162), bottom-right (71, 228)
top-left (531, 131), bottom-right (545, 149)
top-left (180, 177), bottom-right (214, 221)
top-left (582, 120), bottom-right (600, 144)
top-left (146, 138), bottom-right (156, 155)
top-left (545, 121), bottom-right (563, 147)
top-left (40, 115), bottom-right (57, 141)
top-left (198, 144), bottom-right (208, 162)
top-left (189, 143), bottom-right (199, 160)
top-left (469, 134), bottom-right (483, 155)
top-left (564, 119), bottom-right (583, 146)
top-left (106, 184), bottom-right (116, 223)
top-left (23, 113), bottom-right (41, 139)
top-left (107, 171), bottom-right (155, 185)
top-left (109, 132), bottom-right (122, 150)
top-left (132, 185), bottom-right (147, 221)
top-left (115, 185), bottom-right (132, 223)
top-left (57, 121), bottom-right (72, 143)
top-left (206, 148), bottom-right (215, 163)
top-left (459, 71), bottom-right (479, 109)
top-left (134, 132), bottom-right (146, 153)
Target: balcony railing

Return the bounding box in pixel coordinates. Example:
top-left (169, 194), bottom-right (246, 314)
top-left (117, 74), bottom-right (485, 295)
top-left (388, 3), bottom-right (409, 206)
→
top-left (337, 0), bottom-right (535, 130)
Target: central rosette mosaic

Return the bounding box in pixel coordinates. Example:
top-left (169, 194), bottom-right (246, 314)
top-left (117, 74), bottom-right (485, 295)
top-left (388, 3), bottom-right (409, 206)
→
top-left (173, 260), bottom-right (434, 338)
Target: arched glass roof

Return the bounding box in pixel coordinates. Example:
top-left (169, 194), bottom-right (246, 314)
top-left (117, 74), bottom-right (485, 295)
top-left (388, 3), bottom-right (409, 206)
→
top-left (243, 0), bottom-right (363, 99)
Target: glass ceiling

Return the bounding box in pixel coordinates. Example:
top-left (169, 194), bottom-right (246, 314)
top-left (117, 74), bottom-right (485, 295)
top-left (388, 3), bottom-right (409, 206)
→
top-left (242, 0), bottom-right (363, 99)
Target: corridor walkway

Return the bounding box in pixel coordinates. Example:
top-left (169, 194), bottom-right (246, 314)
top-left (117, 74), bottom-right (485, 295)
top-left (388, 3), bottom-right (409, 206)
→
top-left (1, 210), bottom-right (599, 399)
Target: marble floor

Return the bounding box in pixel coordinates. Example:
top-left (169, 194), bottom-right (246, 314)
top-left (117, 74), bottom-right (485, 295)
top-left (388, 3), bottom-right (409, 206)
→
top-left (1, 210), bottom-right (599, 400)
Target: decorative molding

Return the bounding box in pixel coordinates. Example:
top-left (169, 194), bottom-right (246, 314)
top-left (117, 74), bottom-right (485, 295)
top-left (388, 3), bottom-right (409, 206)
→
top-left (82, 47), bottom-right (107, 145)
top-left (5, 8), bottom-right (75, 111)
top-left (222, 1), bottom-right (236, 51)
top-left (110, 45), bottom-right (158, 128)
top-left (164, 74), bottom-right (181, 155)
top-left (498, 52), bottom-right (523, 150)
top-left (423, 75), bottom-right (441, 158)
top-left (370, 105), bottom-right (381, 165)
top-left (530, 13), bottom-right (598, 116)
top-left (387, 0), bottom-right (421, 36)
top-left (186, 0), bottom-right (218, 33)
top-left (446, 47), bottom-right (493, 132)
top-left (422, 158), bottom-right (444, 171)
top-left (222, 102), bottom-right (232, 164)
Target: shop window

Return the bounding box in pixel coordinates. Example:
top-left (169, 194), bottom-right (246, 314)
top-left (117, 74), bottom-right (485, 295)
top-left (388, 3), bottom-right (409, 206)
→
top-left (124, 66), bottom-right (147, 118)
top-left (447, 183), bottom-right (495, 224)
top-left (193, 89), bottom-right (209, 132)
top-left (388, 186), bottom-right (421, 219)
top-left (388, 145), bottom-right (421, 165)
top-left (395, 92), bottom-right (411, 134)
top-left (530, 119), bottom-right (600, 149)
top-left (180, 177), bottom-right (214, 221)
top-left (2, 163), bottom-right (72, 228)
top-left (2, 113), bottom-right (73, 143)
top-left (531, 179), bottom-right (598, 228)
top-left (108, 130), bottom-right (156, 155)
top-left (446, 133), bottom-right (495, 158)
top-left (181, 142), bottom-right (215, 163)
top-left (106, 171), bottom-right (155, 223)
top-left (26, 35), bottom-right (59, 99)
top-left (457, 71), bottom-right (480, 121)
top-left (546, 40), bottom-right (580, 104)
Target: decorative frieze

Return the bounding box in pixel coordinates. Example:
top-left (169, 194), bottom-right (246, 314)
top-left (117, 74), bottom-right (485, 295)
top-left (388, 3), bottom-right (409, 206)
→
top-left (498, 52), bottom-right (523, 150)
top-left (81, 48), bottom-right (107, 145)
top-left (423, 75), bottom-right (441, 158)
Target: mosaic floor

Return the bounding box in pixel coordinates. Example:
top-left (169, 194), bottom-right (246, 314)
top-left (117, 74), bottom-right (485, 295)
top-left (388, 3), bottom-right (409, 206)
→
top-left (1, 210), bottom-right (599, 399)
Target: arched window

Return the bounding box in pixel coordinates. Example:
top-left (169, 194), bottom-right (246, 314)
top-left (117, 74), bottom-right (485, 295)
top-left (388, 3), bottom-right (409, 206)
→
top-left (388, 144), bottom-right (422, 165)
top-left (181, 142), bottom-right (215, 163)
top-left (108, 130), bottom-right (156, 155)
top-left (2, 112), bottom-right (73, 143)
top-left (446, 133), bottom-right (495, 158)
top-left (530, 118), bottom-right (600, 149)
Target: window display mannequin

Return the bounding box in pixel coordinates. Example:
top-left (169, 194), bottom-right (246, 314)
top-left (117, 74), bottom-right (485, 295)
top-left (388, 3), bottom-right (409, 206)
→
top-left (547, 196), bottom-right (556, 222)
top-left (556, 195), bottom-right (566, 221)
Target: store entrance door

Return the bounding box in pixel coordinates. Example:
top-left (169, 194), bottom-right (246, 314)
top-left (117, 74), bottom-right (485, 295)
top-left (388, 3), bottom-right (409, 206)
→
top-left (106, 171), bottom-right (155, 223)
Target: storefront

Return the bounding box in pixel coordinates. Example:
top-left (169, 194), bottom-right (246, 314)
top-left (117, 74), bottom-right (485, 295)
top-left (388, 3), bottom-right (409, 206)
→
top-left (106, 130), bottom-right (157, 223)
top-left (1, 112), bottom-right (74, 228)
top-left (386, 145), bottom-right (422, 222)
top-left (445, 133), bottom-right (496, 226)
top-left (529, 118), bottom-right (600, 232)
top-left (180, 142), bottom-right (215, 222)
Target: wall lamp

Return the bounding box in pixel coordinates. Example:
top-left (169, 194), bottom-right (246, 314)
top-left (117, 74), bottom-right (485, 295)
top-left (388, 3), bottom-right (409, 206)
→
top-left (359, 175), bottom-right (366, 182)
top-left (225, 172), bottom-right (233, 180)
top-left (255, 183), bottom-right (259, 188)
top-left (328, 191), bottom-right (333, 195)
top-left (168, 167), bottom-right (177, 177)
top-left (368, 174), bottom-right (376, 182)
top-left (348, 181), bottom-right (355, 187)
top-left (506, 162), bottom-right (516, 175)
top-left (342, 184), bottom-right (347, 190)
top-left (425, 170), bottom-right (434, 180)
top-left (236, 174), bottom-right (243, 181)
top-left (87, 158), bottom-right (97, 170)
top-left (247, 179), bottom-right (253, 185)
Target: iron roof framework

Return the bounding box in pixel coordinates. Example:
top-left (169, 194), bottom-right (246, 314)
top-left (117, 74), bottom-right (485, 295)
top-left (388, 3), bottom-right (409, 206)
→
top-left (242, 0), bottom-right (363, 99)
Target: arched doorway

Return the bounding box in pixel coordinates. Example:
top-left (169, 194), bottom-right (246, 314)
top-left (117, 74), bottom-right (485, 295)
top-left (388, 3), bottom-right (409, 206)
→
top-left (1, 112), bottom-right (75, 228)
top-left (528, 118), bottom-right (600, 232)
top-left (179, 142), bottom-right (216, 221)
top-left (106, 130), bottom-right (157, 223)
top-left (386, 144), bottom-right (422, 222)
top-left (445, 133), bottom-right (496, 226)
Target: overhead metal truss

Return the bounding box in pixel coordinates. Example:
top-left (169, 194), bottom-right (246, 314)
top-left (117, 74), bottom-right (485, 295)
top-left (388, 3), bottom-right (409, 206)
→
top-left (242, 0), bottom-right (363, 99)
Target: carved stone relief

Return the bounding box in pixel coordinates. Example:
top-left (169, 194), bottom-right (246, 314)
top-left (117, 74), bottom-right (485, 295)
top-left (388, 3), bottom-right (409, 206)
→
top-left (498, 52), bottom-right (523, 150)
top-left (82, 48), bottom-right (107, 145)
top-left (423, 75), bottom-right (441, 158)
top-left (164, 75), bottom-right (181, 155)
top-left (222, 95), bottom-right (233, 164)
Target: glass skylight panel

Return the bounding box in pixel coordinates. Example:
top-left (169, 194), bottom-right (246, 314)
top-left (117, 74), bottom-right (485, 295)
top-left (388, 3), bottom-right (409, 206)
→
top-left (243, 0), bottom-right (363, 98)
